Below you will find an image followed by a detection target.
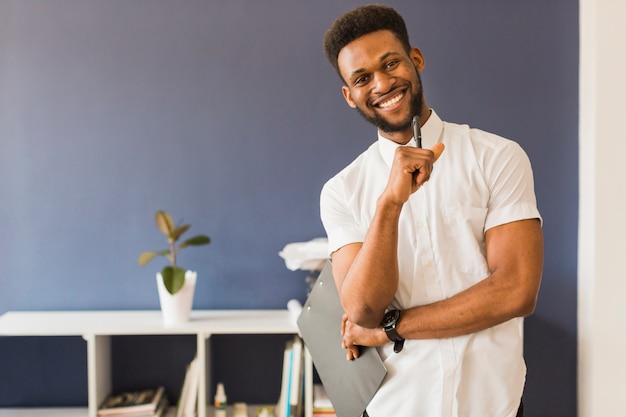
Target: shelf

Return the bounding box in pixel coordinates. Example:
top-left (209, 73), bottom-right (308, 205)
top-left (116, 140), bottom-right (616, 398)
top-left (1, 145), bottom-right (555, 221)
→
top-left (0, 409), bottom-right (88, 417)
top-left (0, 310), bottom-right (299, 336)
top-left (0, 310), bottom-right (311, 417)
top-left (0, 405), bottom-right (273, 417)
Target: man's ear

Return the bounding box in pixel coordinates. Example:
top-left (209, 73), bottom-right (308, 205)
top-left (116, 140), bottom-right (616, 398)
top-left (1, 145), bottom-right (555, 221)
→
top-left (411, 47), bottom-right (425, 72)
top-left (341, 85), bottom-right (357, 109)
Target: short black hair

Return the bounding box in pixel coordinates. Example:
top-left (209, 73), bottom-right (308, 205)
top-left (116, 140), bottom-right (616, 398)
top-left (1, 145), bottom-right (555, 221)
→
top-left (323, 5), bottom-right (411, 81)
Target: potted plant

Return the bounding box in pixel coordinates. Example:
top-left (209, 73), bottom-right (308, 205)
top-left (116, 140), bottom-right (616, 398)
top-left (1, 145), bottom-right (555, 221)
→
top-left (138, 210), bottom-right (210, 324)
top-left (138, 210), bottom-right (211, 294)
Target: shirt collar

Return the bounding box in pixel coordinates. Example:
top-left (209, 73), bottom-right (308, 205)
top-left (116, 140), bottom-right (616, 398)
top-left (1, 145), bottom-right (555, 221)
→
top-left (378, 110), bottom-right (444, 167)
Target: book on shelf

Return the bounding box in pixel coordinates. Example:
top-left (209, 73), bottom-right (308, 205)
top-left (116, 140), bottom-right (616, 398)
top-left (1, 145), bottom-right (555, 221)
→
top-left (124, 395), bottom-right (170, 417)
top-left (176, 356), bottom-right (200, 417)
top-left (176, 355), bottom-right (200, 417)
top-left (276, 339), bottom-right (292, 417)
top-left (292, 336), bottom-right (305, 417)
top-left (276, 335), bottom-right (305, 417)
top-left (97, 386), bottom-right (166, 416)
top-left (313, 384), bottom-right (335, 417)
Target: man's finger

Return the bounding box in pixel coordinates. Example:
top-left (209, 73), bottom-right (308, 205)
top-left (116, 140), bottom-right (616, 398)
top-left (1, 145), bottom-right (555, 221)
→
top-left (347, 345), bottom-right (360, 360)
top-left (431, 142), bottom-right (445, 162)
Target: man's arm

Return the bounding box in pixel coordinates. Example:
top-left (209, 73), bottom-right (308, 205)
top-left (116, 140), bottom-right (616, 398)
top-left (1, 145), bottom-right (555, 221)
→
top-left (330, 202), bottom-right (400, 329)
top-left (341, 218), bottom-right (544, 352)
top-left (331, 143), bottom-right (445, 328)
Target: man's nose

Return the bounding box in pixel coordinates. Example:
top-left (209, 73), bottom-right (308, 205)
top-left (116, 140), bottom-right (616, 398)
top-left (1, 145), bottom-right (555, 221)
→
top-left (372, 71), bottom-right (396, 93)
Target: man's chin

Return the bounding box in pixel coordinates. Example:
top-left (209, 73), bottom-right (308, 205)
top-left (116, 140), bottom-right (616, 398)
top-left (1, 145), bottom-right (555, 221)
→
top-left (379, 119), bottom-right (412, 134)
top-left (357, 108), bottom-right (412, 134)
top-left (374, 115), bottom-right (413, 134)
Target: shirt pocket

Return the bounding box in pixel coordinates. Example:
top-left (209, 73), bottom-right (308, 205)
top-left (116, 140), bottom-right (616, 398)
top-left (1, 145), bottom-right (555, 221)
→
top-left (442, 206), bottom-right (489, 275)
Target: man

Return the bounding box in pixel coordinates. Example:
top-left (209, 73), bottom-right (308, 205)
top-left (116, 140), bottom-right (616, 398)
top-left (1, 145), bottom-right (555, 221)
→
top-left (319, 5), bottom-right (543, 417)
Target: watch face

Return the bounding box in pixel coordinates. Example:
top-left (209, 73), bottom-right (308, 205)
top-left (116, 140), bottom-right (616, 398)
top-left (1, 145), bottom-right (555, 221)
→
top-left (383, 309), bottom-right (400, 327)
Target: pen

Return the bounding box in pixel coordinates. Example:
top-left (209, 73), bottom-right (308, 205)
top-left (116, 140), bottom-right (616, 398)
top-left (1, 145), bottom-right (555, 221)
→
top-left (412, 115), bottom-right (422, 148)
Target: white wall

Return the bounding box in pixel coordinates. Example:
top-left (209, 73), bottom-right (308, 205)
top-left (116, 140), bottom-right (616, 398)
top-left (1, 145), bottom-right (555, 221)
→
top-left (578, 1), bottom-right (626, 416)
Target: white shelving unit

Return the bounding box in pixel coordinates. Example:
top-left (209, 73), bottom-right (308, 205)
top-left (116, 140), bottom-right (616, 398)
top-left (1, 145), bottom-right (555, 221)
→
top-left (0, 310), bottom-right (312, 417)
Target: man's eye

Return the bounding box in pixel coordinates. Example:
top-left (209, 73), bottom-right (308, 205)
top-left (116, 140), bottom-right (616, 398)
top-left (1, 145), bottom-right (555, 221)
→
top-left (354, 76), bottom-right (369, 86)
top-left (386, 60), bottom-right (399, 69)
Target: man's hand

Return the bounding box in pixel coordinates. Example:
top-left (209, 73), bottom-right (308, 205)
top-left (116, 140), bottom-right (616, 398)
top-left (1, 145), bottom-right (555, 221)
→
top-left (383, 142), bottom-right (445, 205)
top-left (341, 314), bottom-right (388, 360)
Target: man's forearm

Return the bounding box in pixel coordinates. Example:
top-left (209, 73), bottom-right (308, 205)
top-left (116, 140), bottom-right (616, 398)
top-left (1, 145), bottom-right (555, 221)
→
top-left (391, 219), bottom-right (543, 340)
top-left (341, 219), bottom-right (543, 346)
top-left (334, 198), bottom-right (404, 328)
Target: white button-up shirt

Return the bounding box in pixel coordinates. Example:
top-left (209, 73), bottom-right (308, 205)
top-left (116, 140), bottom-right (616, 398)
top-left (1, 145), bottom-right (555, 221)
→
top-left (320, 111), bottom-right (541, 417)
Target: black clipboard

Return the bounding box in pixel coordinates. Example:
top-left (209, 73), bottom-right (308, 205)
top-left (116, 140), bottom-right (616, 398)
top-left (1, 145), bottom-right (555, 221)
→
top-left (297, 261), bottom-right (386, 417)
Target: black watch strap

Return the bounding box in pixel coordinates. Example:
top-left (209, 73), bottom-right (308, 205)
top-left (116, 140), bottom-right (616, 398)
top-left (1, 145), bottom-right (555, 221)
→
top-left (393, 339), bottom-right (405, 353)
top-left (382, 309), bottom-right (405, 353)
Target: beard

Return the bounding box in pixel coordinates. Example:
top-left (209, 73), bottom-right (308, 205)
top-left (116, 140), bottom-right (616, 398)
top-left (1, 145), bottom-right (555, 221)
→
top-left (355, 73), bottom-right (425, 135)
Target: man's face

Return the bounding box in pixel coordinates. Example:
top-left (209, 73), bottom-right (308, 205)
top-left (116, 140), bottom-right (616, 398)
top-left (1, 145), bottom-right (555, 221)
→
top-left (337, 30), bottom-right (425, 140)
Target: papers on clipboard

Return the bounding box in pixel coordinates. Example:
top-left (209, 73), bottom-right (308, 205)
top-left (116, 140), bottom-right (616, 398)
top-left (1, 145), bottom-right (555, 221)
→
top-left (297, 261), bottom-right (386, 417)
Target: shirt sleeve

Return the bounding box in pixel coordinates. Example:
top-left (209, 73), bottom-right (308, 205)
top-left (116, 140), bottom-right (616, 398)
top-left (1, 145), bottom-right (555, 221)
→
top-left (483, 139), bottom-right (542, 231)
top-left (320, 178), bottom-right (367, 255)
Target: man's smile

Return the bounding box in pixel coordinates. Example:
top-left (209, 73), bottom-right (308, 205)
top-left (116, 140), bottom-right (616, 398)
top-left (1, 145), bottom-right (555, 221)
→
top-left (374, 88), bottom-right (406, 110)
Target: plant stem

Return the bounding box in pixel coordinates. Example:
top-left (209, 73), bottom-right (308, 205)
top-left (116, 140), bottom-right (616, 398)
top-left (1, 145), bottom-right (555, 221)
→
top-left (169, 239), bottom-right (177, 266)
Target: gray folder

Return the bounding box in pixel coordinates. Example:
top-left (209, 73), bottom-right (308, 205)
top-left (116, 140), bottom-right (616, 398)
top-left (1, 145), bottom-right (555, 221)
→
top-left (297, 261), bottom-right (387, 417)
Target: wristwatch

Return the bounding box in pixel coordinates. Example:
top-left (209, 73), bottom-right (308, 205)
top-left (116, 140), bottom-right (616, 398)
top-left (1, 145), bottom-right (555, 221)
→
top-left (381, 309), bottom-right (405, 353)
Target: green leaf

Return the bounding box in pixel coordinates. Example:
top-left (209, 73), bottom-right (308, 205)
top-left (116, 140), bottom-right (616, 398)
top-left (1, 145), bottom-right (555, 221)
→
top-left (138, 250), bottom-right (170, 266)
top-left (161, 266), bottom-right (186, 295)
top-left (155, 210), bottom-right (174, 237)
top-left (179, 235), bottom-right (211, 248)
top-left (138, 251), bottom-right (158, 266)
top-left (171, 224), bottom-right (191, 242)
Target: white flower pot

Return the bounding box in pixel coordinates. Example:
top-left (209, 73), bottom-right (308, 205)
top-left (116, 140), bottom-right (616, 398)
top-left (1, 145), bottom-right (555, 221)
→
top-left (156, 270), bottom-right (197, 325)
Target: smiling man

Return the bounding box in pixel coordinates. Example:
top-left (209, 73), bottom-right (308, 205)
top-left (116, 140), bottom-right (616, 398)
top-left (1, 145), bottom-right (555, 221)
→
top-left (319, 5), bottom-right (543, 417)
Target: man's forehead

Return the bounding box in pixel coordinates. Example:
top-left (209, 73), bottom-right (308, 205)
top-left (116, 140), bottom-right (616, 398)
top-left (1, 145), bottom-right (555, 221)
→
top-left (337, 31), bottom-right (405, 75)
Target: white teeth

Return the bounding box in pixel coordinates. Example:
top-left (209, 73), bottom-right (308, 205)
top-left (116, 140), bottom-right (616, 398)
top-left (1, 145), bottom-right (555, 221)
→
top-left (379, 92), bottom-right (404, 108)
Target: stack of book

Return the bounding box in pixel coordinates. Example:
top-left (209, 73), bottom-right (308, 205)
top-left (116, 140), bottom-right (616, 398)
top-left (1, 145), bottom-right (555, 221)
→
top-left (312, 384), bottom-right (335, 417)
top-left (97, 386), bottom-right (169, 417)
top-left (276, 335), bottom-right (305, 417)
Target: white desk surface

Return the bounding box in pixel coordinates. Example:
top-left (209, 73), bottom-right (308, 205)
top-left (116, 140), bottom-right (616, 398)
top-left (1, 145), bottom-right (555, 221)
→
top-left (0, 310), bottom-right (298, 336)
top-left (0, 408), bottom-right (88, 417)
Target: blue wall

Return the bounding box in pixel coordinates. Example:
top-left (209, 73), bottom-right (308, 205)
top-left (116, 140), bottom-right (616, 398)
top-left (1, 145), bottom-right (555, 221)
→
top-left (0, 0), bottom-right (578, 415)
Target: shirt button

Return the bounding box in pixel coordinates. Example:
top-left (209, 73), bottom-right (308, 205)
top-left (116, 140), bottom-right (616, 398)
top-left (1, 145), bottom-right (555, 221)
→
top-left (423, 260), bottom-right (433, 267)
top-left (417, 221), bottom-right (425, 229)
